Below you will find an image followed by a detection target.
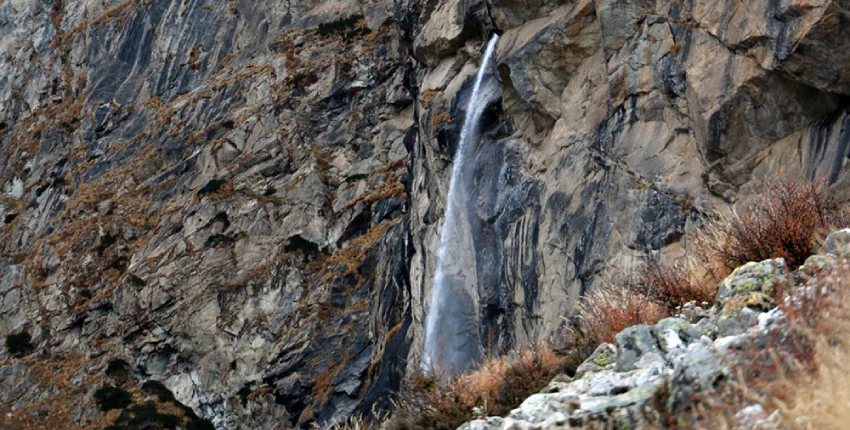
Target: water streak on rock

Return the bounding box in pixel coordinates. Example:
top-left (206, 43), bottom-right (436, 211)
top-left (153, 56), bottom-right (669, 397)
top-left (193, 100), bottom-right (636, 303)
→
top-left (423, 34), bottom-right (500, 374)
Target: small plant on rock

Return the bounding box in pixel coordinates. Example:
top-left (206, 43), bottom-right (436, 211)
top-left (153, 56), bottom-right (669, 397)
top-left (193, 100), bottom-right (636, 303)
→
top-left (94, 386), bottom-right (132, 411)
top-left (5, 331), bottom-right (35, 358)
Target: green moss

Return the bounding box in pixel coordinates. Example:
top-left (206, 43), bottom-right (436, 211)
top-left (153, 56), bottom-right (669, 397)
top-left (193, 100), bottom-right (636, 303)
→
top-left (591, 351), bottom-right (613, 367)
top-left (718, 259), bottom-right (786, 305)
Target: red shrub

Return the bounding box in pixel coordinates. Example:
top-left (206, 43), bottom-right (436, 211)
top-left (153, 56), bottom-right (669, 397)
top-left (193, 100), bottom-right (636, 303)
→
top-left (630, 258), bottom-right (717, 311)
top-left (719, 178), bottom-right (848, 270)
top-left (557, 285), bottom-right (669, 367)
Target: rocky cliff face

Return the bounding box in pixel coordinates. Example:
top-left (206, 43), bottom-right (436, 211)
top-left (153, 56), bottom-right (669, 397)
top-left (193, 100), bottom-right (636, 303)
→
top-left (1, 0), bottom-right (849, 428)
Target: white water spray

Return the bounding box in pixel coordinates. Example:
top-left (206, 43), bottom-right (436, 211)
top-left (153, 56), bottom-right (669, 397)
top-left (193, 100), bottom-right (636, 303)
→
top-left (423, 35), bottom-right (500, 373)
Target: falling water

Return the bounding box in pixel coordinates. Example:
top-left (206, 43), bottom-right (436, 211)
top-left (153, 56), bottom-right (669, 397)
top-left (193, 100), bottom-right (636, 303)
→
top-left (423, 35), bottom-right (500, 374)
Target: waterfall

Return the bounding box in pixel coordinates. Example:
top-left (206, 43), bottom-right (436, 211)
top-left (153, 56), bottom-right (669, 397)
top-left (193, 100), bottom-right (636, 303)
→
top-left (423, 35), bottom-right (500, 374)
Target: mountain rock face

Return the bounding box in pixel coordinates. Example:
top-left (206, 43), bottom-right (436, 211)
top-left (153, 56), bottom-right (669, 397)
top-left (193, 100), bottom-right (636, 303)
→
top-left (1, 0), bottom-right (849, 429)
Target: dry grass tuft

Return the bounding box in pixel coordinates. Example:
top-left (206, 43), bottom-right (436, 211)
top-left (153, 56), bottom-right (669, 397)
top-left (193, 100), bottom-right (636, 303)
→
top-left (387, 346), bottom-right (566, 430)
top-left (558, 283), bottom-right (669, 366)
top-left (763, 259), bottom-right (850, 429)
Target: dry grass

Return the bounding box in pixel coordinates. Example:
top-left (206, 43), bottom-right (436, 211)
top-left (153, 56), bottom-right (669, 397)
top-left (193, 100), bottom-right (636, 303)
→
top-left (387, 346), bottom-right (566, 430)
top-left (557, 283), bottom-right (669, 367)
top-left (762, 258), bottom-right (850, 429)
top-left (324, 415), bottom-right (370, 430)
top-left (783, 332), bottom-right (850, 429)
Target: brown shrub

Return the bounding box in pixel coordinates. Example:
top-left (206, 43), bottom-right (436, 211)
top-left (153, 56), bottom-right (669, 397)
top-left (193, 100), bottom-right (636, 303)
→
top-left (629, 258), bottom-right (717, 312)
top-left (557, 285), bottom-right (669, 367)
top-left (387, 347), bottom-right (565, 430)
top-left (702, 178), bottom-right (849, 273)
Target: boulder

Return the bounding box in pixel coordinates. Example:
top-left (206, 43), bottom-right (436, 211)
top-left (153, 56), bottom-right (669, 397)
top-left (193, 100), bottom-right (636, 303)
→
top-left (716, 259), bottom-right (788, 309)
top-left (825, 228), bottom-right (850, 257)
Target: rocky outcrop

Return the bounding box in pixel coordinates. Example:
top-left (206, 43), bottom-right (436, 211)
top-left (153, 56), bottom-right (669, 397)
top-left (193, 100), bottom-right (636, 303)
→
top-left (1, 0), bottom-right (414, 428)
top-left (1, 0), bottom-right (850, 428)
top-left (456, 248), bottom-right (842, 429)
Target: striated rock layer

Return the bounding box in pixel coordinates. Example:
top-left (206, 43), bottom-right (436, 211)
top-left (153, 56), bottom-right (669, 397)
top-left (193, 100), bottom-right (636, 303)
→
top-left (0, 0), bottom-right (849, 428)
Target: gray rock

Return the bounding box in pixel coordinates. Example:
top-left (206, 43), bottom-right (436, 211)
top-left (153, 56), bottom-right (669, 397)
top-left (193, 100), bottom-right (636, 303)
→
top-left (575, 343), bottom-right (616, 377)
top-left (734, 404), bottom-right (779, 430)
top-left (667, 341), bottom-right (726, 414)
top-left (716, 259), bottom-right (787, 307)
top-left (4, 0), bottom-right (850, 428)
top-left (652, 318), bottom-right (701, 354)
top-left (413, 0), bottom-right (473, 66)
top-left (457, 417), bottom-right (504, 430)
top-left (614, 325), bottom-right (660, 371)
top-left (825, 228), bottom-right (850, 257)
top-left (496, 0), bottom-right (599, 119)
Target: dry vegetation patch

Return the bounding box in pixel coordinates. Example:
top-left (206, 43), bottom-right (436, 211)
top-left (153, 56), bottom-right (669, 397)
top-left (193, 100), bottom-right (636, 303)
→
top-left (386, 347), bottom-right (566, 430)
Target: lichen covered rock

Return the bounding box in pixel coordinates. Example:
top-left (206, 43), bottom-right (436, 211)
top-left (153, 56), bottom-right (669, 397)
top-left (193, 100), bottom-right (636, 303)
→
top-left (456, 253), bottom-right (825, 429)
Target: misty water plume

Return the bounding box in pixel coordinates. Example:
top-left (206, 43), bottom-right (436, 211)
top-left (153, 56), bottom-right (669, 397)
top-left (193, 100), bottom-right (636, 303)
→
top-left (423, 35), bottom-right (500, 375)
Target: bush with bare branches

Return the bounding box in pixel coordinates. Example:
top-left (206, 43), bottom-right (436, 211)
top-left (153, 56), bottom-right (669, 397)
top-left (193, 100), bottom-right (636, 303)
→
top-left (700, 178), bottom-right (849, 274)
top-left (628, 258), bottom-right (717, 312)
top-left (386, 347), bottom-right (566, 430)
top-left (557, 284), bottom-right (670, 367)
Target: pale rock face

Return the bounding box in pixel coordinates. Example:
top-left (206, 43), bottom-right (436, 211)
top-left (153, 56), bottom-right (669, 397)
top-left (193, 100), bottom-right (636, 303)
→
top-left (414, 0), bottom-right (475, 66)
top-left (496, 0), bottom-right (600, 120)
